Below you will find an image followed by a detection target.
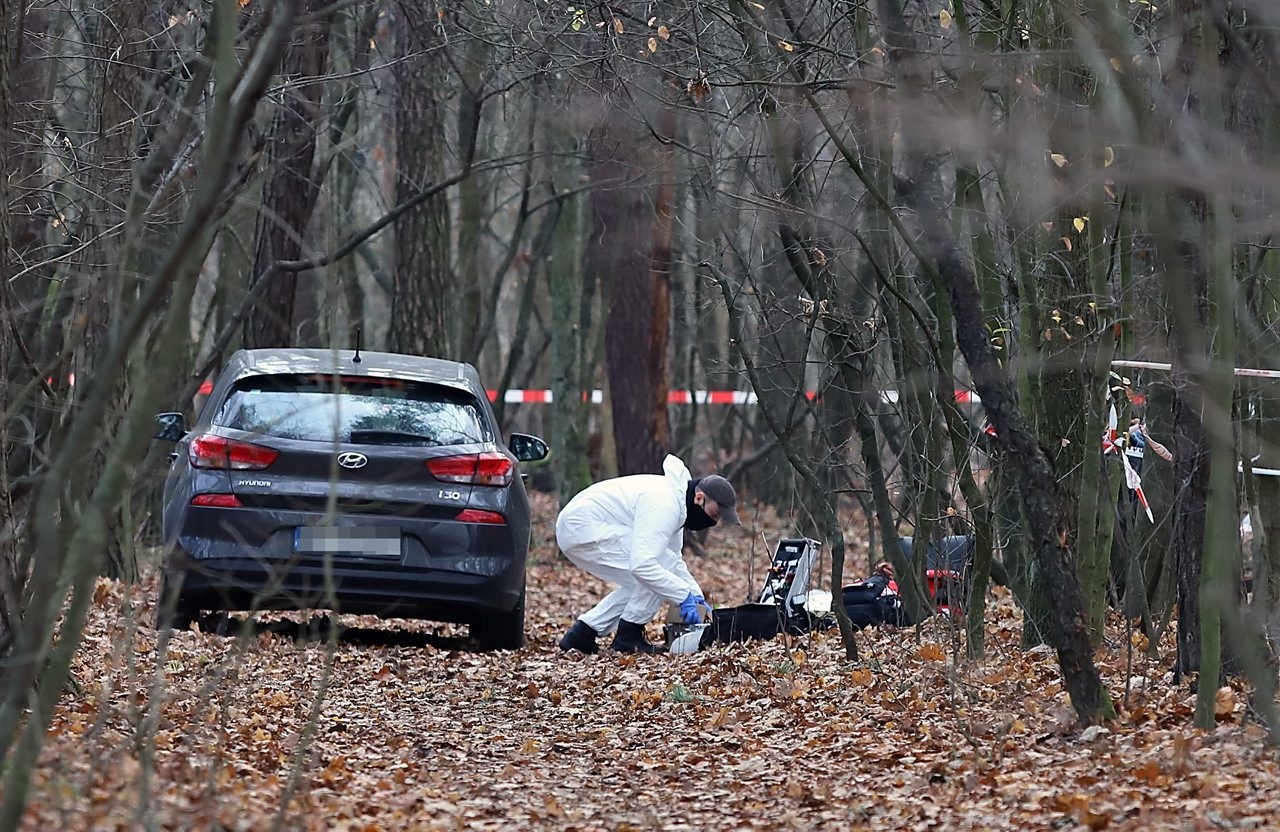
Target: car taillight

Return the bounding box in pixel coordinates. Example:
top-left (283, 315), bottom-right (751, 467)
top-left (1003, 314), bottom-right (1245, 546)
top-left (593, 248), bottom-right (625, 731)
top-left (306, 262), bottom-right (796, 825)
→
top-left (455, 508), bottom-right (507, 525)
top-left (191, 493), bottom-right (243, 508)
top-left (189, 434), bottom-right (279, 470)
top-left (427, 452), bottom-right (513, 487)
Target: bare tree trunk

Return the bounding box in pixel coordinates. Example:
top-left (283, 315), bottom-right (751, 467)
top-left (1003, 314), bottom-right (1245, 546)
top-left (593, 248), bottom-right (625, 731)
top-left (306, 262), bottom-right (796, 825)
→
top-left (0, 0), bottom-right (18, 650)
top-left (6, 4), bottom-right (43, 266)
top-left (875, 0), bottom-right (1111, 723)
top-left (548, 154), bottom-right (594, 505)
top-left (63, 2), bottom-right (152, 581)
top-left (1170, 367), bottom-right (1209, 679)
top-left (246, 0), bottom-right (333, 347)
top-left (1194, 227), bottom-right (1241, 727)
top-left (1160, 0), bottom-right (1215, 683)
top-left (591, 127), bottom-right (672, 476)
top-left (456, 29), bottom-right (489, 366)
top-left (390, 4), bottom-right (451, 357)
top-left (3, 5), bottom-right (51, 492)
top-left (323, 4), bottom-right (380, 347)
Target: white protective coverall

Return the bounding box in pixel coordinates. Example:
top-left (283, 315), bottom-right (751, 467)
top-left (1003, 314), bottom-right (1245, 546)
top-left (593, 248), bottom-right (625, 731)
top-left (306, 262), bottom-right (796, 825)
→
top-left (555, 454), bottom-right (704, 635)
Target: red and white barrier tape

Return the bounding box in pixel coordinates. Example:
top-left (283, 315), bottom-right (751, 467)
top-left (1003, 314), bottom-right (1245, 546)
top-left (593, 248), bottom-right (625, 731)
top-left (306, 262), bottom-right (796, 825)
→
top-left (186, 378), bottom-right (981, 405)
top-left (93, 359), bottom-right (1280, 399)
top-left (1111, 359), bottom-right (1280, 379)
top-left (484, 389), bottom-right (982, 405)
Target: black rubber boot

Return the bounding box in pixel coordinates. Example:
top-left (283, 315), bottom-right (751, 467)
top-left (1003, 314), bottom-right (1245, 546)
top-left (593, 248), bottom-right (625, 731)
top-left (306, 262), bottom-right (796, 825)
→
top-left (558, 619), bottom-right (600, 654)
top-left (611, 620), bottom-right (667, 654)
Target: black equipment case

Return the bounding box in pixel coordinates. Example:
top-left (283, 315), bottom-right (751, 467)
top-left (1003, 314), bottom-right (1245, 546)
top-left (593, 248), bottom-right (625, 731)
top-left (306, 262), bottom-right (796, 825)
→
top-left (667, 537), bottom-right (822, 649)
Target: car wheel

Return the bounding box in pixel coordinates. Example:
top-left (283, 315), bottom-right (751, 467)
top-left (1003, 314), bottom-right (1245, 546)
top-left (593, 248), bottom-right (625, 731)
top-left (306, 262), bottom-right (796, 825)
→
top-left (155, 573), bottom-right (196, 632)
top-left (472, 588), bottom-right (525, 651)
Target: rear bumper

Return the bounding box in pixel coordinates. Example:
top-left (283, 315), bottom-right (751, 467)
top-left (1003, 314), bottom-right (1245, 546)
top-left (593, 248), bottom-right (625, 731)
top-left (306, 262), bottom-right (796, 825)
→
top-left (165, 549), bottom-right (525, 622)
top-left (162, 501), bottom-right (527, 621)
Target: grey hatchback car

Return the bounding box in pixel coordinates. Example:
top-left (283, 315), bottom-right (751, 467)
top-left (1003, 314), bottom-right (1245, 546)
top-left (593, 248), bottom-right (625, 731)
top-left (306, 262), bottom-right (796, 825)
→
top-left (153, 348), bottom-right (548, 650)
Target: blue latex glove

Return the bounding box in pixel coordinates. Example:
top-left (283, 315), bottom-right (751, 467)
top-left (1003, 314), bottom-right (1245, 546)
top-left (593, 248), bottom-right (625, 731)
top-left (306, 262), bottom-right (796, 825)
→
top-left (679, 592), bottom-right (707, 625)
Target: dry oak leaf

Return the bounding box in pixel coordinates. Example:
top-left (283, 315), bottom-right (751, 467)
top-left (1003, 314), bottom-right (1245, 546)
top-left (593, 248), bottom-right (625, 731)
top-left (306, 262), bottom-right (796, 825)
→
top-left (918, 643), bottom-right (946, 662)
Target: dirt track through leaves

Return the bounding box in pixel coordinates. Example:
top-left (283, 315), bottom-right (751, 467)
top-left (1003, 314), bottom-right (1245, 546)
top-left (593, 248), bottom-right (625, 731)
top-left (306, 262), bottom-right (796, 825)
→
top-left (30, 494), bottom-right (1280, 830)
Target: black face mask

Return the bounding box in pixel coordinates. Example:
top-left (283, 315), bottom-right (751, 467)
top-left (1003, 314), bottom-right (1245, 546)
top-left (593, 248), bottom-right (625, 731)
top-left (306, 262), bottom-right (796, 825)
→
top-left (684, 480), bottom-right (718, 531)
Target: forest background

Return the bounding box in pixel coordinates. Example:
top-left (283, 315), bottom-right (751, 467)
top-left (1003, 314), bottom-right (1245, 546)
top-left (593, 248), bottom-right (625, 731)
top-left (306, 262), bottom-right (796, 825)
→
top-left (4, 0), bottom-right (1280, 827)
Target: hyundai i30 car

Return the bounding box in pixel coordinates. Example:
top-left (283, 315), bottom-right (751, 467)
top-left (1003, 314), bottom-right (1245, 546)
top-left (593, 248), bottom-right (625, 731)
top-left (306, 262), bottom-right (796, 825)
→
top-left (153, 348), bottom-right (549, 650)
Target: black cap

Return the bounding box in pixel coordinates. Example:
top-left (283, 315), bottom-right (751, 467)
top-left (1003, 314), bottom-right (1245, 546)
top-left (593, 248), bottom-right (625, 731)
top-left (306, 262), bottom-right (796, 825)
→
top-left (697, 475), bottom-right (740, 525)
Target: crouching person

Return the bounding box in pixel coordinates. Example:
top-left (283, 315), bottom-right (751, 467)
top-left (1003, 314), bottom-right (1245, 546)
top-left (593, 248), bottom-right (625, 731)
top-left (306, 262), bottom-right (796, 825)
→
top-left (556, 455), bottom-right (740, 654)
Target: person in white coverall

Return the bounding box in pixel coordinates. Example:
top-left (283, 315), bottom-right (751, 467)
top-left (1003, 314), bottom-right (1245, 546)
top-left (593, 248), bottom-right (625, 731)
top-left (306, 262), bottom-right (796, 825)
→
top-left (556, 455), bottom-right (741, 654)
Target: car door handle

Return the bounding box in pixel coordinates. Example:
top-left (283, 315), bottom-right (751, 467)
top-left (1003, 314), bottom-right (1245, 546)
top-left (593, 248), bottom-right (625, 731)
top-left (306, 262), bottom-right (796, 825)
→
top-left (168, 452), bottom-right (179, 463)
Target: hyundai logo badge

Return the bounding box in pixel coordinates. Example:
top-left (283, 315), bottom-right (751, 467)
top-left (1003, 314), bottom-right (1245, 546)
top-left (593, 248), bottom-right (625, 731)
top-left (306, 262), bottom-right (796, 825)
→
top-left (337, 452), bottom-right (368, 470)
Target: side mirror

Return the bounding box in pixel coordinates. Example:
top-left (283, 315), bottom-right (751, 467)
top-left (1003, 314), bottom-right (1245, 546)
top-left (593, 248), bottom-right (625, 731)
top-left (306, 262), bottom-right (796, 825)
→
top-left (154, 412), bottom-right (187, 442)
top-left (508, 433), bottom-right (549, 463)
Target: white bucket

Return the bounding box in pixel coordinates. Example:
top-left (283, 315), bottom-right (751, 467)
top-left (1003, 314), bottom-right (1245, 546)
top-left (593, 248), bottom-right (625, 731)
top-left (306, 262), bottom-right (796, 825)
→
top-left (667, 623), bottom-right (709, 654)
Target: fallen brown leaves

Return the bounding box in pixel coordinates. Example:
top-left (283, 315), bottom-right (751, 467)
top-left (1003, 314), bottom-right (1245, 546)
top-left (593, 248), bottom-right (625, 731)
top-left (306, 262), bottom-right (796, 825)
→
top-left (24, 493), bottom-right (1280, 830)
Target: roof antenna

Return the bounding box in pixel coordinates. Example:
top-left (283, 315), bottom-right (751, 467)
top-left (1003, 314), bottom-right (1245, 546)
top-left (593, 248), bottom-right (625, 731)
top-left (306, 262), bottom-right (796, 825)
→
top-left (352, 327), bottom-right (362, 364)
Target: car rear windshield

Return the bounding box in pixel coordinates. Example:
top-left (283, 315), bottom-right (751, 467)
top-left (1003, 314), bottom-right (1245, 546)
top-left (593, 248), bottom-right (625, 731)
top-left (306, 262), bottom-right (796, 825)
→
top-left (213, 374), bottom-right (491, 446)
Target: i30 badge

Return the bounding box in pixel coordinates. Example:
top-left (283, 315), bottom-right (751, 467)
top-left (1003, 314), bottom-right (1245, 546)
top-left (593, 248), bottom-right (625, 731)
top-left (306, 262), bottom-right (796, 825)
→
top-left (337, 452), bottom-right (368, 470)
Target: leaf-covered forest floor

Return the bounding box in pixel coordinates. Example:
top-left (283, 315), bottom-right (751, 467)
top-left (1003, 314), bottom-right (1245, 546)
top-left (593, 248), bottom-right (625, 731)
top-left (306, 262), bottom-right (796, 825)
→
top-left (25, 492), bottom-right (1280, 831)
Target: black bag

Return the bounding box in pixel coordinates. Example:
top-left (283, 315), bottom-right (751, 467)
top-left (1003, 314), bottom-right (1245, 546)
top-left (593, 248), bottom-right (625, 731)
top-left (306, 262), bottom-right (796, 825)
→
top-left (841, 575), bottom-right (911, 630)
top-left (700, 603), bottom-right (783, 647)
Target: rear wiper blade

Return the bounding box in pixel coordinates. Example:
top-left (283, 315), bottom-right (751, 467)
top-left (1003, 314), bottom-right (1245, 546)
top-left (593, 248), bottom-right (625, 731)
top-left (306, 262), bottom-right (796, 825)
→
top-left (348, 429), bottom-right (440, 446)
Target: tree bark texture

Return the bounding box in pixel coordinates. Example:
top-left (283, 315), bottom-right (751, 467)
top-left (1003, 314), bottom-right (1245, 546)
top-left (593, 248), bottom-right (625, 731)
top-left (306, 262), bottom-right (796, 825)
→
top-left (390, 5), bottom-right (451, 358)
top-left (0, 0), bottom-right (17, 650)
top-left (246, 0), bottom-right (332, 348)
top-left (590, 128), bottom-right (672, 476)
top-left (2, 6), bottom-right (51, 489)
top-left (1162, 0), bottom-right (1213, 681)
top-left (547, 147), bottom-right (595, 505)
top-left (5, 4), bottom-right (43, 271)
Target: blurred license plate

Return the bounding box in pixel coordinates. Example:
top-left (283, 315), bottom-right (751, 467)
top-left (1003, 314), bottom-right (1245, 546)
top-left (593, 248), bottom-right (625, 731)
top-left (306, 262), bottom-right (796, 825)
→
top-left (293, 526), bottom-right (401, 558)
